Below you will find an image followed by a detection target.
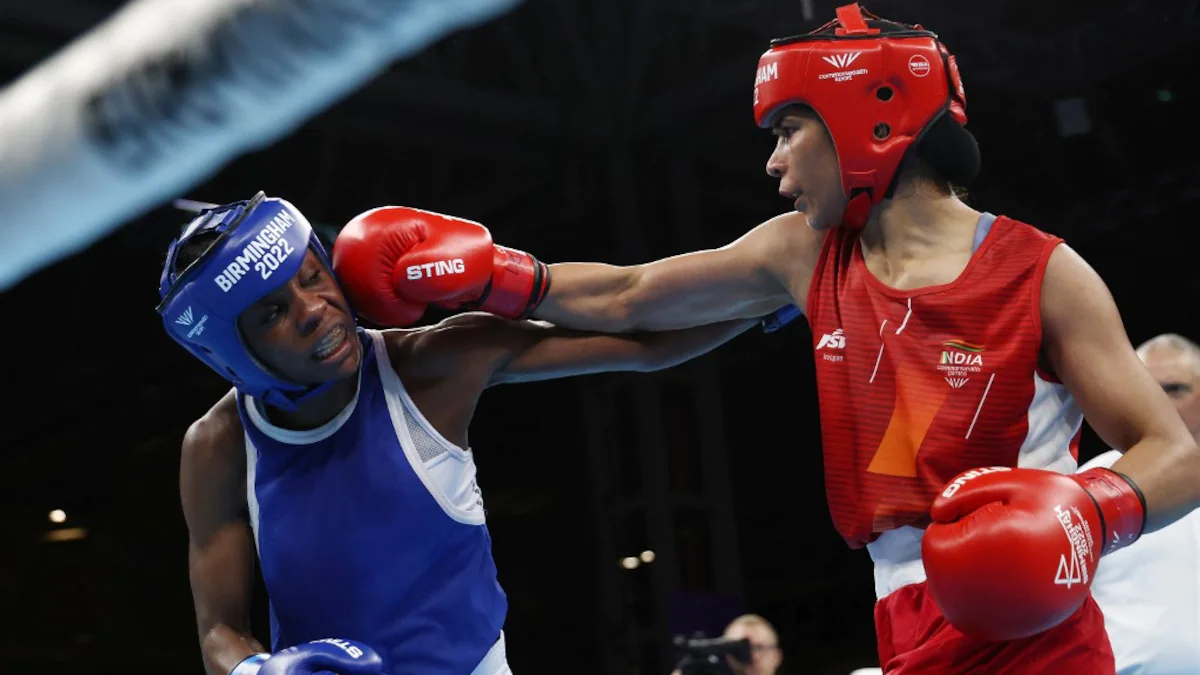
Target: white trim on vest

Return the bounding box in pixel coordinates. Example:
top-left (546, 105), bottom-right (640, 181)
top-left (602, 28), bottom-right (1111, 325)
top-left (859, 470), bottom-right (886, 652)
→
top-left (369, 330), bottom-right (487, 526)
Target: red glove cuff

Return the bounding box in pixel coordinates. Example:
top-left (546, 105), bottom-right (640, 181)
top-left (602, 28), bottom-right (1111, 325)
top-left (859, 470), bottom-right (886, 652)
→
top-left (1075, 467), bottom-right (1146, 556)
top-left (474, 246), bottom-right (551, 320)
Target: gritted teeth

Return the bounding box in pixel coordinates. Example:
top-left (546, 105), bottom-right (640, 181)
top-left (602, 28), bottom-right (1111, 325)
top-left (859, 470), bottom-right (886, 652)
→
top-left (313, 325), bottom-right (347, 359)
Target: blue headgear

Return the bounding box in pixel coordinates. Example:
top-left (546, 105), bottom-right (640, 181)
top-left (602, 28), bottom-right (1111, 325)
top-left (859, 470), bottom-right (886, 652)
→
top-left (157, 192), bottom-right (345, 410)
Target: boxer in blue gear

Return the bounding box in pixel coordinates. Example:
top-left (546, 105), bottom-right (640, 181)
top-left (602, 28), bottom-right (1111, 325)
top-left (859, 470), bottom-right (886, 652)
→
top-left (162, 193), bottom-right (755, 675)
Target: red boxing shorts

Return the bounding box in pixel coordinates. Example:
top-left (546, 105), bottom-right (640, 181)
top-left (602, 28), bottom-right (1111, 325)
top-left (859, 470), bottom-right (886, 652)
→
top-left (873, 581), bottom-right (1115, 674)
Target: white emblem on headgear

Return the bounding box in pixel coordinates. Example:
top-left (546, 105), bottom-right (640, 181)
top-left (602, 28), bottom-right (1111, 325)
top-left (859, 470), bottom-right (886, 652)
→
top-left (908, 55), bottom-right (931, 77)
top-left (822, 52), bottom-right (862, 69)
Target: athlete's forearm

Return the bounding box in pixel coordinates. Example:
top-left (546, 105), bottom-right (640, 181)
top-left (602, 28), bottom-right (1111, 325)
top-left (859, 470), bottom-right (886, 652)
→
top-left (536, 262), bottom-right (645, 332)
top-left (1110, 435), bottom-right (1200, 533)
top-left (201, 623), bottom-right (266, 675)
top-left (635, 319), bottom-right (758, 372)
top-left (538, 261), bottom-right (786, 333)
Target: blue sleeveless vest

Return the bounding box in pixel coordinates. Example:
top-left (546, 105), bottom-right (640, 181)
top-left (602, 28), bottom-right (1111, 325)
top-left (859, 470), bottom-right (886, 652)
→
top-left (236, 329), bottom-right (507, 674)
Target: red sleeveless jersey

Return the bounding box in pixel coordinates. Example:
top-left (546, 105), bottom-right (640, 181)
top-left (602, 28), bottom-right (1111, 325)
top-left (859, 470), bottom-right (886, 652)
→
top-left (806, 216), bottom-right (1084, 549)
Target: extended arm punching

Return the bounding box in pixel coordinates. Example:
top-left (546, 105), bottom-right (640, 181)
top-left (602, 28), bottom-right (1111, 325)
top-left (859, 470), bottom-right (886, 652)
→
top-left (535, 212), bottom-right (820, 332)
top-left (485, 315), bottom-right (759, 384)
top-left (331, 206), bottom-right (822, 333)
top-left (397, 312), bottom-right (758, 388)
top-left (534, 226), bottom-right (795, 332)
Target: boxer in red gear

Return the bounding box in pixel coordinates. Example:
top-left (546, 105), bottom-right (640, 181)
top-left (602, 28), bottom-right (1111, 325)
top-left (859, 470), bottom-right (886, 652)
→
top-left (385, 5), bottom-right (1200, 673)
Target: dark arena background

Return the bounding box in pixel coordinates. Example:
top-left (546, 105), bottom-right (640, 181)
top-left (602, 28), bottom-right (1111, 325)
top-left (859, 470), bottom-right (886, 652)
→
top-left (1, 1), bottom-right (1198, 674)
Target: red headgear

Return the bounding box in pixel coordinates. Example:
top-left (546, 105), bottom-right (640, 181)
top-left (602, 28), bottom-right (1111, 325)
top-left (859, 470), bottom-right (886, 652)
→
top-left (753, 4), bottom-right (970, 228)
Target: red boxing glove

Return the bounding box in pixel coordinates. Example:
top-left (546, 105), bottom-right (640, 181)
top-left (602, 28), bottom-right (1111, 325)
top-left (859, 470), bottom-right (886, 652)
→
top-left (922, 466), bottom-right (1146, 642)
top-left (331, 206), bottom-right (550, 327)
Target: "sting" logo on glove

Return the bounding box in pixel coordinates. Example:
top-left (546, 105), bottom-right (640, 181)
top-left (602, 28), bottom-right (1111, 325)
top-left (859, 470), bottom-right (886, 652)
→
top-left (940, 466), bottom-right (1011, 498)
top-left (313, 638), bottom-right (365, 659)
top-left (406, 258), bottom-right (466, 280)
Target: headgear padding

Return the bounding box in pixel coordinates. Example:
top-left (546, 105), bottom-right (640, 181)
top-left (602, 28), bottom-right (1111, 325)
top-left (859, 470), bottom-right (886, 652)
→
top-left (157, 193), bottom-right (339, 410)
top-left (753, 4), bottom-right (976, 227)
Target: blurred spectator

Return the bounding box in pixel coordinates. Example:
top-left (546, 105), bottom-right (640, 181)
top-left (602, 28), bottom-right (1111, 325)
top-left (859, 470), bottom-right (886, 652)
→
top-left (670, 614), bottom-right (783, 675)
top-left (722, 615), bottom-right (783, 675)
top-left (1079, 333), bottom-right (1200, 674)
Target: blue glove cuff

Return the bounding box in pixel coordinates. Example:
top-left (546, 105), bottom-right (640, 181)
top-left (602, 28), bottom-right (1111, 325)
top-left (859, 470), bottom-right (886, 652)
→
top-left (230, 653), bottom-right (269, 675)
top-left (762, 304), bottom-right (802, 333)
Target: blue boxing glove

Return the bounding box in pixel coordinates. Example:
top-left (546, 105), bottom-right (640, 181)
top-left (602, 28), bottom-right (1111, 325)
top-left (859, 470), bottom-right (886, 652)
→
top-left (231, 639), bottom-right (384, 675)
top-left (762, 304), bottom-right (802, 333)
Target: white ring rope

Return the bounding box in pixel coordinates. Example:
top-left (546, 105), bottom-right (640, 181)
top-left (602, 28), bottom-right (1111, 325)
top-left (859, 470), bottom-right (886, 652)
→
top-left (0, 0), bottom-right (522, 289)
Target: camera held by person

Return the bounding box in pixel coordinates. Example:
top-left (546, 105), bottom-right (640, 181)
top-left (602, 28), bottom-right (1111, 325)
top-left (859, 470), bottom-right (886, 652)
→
top-left (671, 615), bottom-right (783, 675)
top-left (671, 634), bottom-right (751, 675)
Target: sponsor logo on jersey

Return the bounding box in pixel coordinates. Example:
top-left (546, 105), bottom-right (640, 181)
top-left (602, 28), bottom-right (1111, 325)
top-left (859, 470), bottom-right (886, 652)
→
top-left (817, 328), bottom-right (845, 350)
top-left (816, 328), bottom-right (845, 362)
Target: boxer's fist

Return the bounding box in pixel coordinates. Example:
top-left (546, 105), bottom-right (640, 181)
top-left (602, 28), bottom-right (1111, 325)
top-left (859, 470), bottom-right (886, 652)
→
top-left (254, 638), bottom-right (384, 675)
top-left (332, 207), bottom-right (488, 326)
top-left (332, 206), bottom-right (549, 327)
top-left (922, 466), bottom-right (1145, 642)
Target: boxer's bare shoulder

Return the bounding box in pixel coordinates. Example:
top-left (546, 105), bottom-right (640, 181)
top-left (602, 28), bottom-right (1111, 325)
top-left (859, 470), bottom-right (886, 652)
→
top-left (378, 317), bottom-right (508, 385)
top-left (374, 319), bottom-right (504, 450)
top-left (748, 211), bottom-right (828, 310)
top-left (180, 389), bottom-right (247, 516)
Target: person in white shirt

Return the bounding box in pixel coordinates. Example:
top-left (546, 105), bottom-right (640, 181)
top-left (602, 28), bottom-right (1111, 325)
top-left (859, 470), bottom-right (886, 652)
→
top-left (1080, 333), bottom-right (1200, 674)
